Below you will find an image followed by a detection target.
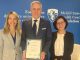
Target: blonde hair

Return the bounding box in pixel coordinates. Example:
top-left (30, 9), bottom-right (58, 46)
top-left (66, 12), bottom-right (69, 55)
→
top-left (3, 11), bottom-right (21, 34)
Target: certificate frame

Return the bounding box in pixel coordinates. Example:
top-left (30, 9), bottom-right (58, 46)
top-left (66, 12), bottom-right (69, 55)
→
top-left (26, 39), bottom-right (42, 60)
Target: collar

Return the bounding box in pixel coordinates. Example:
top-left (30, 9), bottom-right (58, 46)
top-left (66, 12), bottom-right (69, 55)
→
top-left (32, 17), bottom-right (40, 22)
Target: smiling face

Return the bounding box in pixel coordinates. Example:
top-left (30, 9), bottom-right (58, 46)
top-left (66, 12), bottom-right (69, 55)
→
top-left (7, 14), bottom-right (18, 28)
top-left (30, 2), bottom-right (42, 19)
top-left (56, 18), bottom-right (66, 31)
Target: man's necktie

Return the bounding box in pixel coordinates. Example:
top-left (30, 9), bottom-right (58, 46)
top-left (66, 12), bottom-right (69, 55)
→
top-left (32, 20), bottom-right (37, 36)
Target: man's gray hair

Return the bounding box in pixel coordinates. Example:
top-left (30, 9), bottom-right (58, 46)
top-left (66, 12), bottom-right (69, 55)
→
top-left (30, 1), bottom-right (42, 8)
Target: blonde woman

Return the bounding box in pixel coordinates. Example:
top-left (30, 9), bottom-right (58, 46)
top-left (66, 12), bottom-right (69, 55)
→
top-left (0, 11), bottom-right (22, 60)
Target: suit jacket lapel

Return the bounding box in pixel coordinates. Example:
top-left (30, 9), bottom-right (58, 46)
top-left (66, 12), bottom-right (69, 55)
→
top-left (28, 19), bottom-right (33, 32)
top-left (63, 31), bottom-right (68, 55)
top-left (53, 32), bottom-right (57, 44)
top-left (7, 33), bottom-right (15, 48)
top-left (8, 32), bottom-right (20, 48)
top-left (28, 19), bottom-right (32, 29)
top-left (15, 32), bottom-right (21, 49)
top-left (37, 18), bottom-right (43, 36)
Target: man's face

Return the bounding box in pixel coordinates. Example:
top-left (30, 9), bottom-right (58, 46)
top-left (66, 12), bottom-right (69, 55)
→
top-left (30, 3), bottom-right (42, 19)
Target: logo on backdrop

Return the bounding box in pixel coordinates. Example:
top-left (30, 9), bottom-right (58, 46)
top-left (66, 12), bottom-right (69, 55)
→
top-left (47, 9), bottom-right (58, 22)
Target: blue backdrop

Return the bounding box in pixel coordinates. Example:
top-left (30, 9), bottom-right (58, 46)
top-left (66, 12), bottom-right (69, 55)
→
top-left (0, 0), bottom-right (80, 44)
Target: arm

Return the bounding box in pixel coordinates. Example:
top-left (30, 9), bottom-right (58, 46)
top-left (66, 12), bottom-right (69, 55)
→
top-left (44, 21), bottom-right (52, 53)
top-left (20, 22), bottom-right (27, 60)
top-left (41, 21), bottom-right (52, 60)
top-left (21, 21), bottom-right (27, 51)
top-left (64, 32), bottom-right (74, 56)
top-left (69, 33), bottom-right (74, 55)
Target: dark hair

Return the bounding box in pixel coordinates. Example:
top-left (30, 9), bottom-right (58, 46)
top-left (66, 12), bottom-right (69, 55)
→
top-left (53, 16), bottom-right (68, 30)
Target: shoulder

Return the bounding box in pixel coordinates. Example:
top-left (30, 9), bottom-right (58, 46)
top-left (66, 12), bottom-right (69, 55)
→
top-left (22, 20), bottom-right (29, 24)
top-left (66, 31), bottom-right (73, 36)
top-left (40, 18), bottom-right (51, 27)
top-left (52, 32), bottom-right (57, 36)
top-left (22, 19), bottom-right (31, 26)
top-left (52, 32), bottom-right (57, 34)
top-left (40, 18), bottom-right (50, 23)
top-left (0, 29), bottom-right (3, 34)
top-left (0, 29), bottom-right (4, 36)
top-left (65, 31), bottom-right (74, 42)
top-left (22, 18), bottom-right (31, 24)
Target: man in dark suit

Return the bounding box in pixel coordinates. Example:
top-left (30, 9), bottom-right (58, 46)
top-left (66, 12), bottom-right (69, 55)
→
top-left (21, 1), bottom-right (52, 60)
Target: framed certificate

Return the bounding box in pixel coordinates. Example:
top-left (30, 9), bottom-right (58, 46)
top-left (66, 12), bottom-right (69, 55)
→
top-left (26, 39), bottom-right (42, 60)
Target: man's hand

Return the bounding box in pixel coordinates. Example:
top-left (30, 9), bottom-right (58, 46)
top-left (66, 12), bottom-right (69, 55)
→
top-left (41, 51), bottom-right (46, 60)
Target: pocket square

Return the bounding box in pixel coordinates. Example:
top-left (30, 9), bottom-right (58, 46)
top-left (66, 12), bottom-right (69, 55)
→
top-left (42, 28), bottom-right (46, 30)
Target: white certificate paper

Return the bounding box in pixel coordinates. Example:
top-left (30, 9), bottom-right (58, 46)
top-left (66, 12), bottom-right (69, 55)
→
top-left (26, 39), bottom-right (42, 59)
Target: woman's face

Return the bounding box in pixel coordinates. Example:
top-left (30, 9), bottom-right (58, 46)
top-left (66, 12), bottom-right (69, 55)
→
top-left (56, 18), bottom-right (66, 31)
top-left (8, 14), bottom-right (18, 28)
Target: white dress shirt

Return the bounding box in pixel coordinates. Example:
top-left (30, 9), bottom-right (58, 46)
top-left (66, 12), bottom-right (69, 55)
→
top-left (32, 17), bottom-right (40, 34)
top-left (54, 33), bottom-right (64, 56)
